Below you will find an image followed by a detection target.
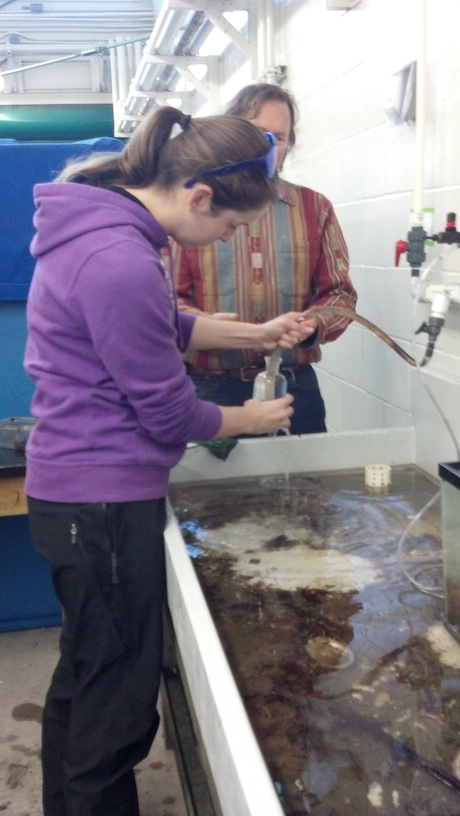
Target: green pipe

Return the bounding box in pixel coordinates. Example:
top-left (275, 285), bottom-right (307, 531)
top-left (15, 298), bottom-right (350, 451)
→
top-left (0, 104), bottom-right (118, 141)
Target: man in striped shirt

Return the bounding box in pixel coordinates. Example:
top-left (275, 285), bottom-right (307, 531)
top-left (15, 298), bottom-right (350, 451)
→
top-left (174, 83), bottom-right (357, 435)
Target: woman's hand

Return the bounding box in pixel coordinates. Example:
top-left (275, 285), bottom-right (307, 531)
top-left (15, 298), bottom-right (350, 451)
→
top-left (258, 312), bottom-right (317, 351)
top-left (216, 394), bottom-right (295, 438)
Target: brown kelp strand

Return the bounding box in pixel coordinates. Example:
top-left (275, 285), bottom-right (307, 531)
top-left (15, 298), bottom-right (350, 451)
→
top-left (302, 305), bottom-right (417, 367)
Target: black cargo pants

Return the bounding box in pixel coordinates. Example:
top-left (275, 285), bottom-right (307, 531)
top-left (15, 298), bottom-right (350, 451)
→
top-left (27, 497), bottom-right (167, 816)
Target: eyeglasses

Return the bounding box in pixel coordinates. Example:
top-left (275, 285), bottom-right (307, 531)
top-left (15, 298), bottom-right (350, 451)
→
top-left (183, 132), bottom-right (277, 189)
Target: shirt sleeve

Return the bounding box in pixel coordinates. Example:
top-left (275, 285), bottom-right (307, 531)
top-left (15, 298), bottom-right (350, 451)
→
top-left (305, 191), bottom-right (357, 345)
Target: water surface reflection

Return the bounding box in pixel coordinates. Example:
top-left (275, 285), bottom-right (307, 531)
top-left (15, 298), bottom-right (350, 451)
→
top-left (170, 466), bottom-right (460, 815)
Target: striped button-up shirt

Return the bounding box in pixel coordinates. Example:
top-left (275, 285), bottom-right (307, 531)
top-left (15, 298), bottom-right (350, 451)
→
top-left (173, 179), bottom-right (357, 371)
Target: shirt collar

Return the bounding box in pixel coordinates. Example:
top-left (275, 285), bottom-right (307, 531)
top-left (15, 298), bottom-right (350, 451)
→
top-left (277, 178), bottom-right (294, 206)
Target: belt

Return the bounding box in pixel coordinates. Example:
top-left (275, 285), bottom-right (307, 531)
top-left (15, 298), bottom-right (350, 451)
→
top-left (187, 364), bottom-right (301, 382)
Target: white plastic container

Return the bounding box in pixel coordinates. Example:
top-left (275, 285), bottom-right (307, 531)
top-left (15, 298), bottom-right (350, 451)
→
top-left (364, 463), bottom-right (392, 489)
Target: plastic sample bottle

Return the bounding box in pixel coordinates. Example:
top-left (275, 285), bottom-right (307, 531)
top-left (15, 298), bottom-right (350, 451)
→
top-left (252, 355), bottom-right (287, 401)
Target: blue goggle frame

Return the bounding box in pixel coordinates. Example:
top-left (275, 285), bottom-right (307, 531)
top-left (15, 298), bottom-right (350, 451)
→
top-left (183, 132), bottom-right (277, 189)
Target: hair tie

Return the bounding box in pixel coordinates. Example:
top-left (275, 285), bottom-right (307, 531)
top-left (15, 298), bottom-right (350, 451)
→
top-left (170, 114), bottom-right (191, 140)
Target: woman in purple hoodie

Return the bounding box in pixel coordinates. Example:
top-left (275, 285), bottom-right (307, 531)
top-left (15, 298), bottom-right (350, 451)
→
top-left (24, 106), bottom-right (313, 816)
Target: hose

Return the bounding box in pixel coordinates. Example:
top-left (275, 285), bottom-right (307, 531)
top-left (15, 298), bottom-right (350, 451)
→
top-left (301, 305), bottom-right (417, 367)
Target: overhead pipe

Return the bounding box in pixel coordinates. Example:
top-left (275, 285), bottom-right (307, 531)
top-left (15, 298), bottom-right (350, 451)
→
top-left (109, 40), bottom-right (119, 108)
top-left (413, 0), bottom-right (427, 227)
top-left (257, 0), bottom-right (280, 84)
top-left (265, 0), bottom-right (275, 71)
top-left (133, 39), bottom-right (143, 69)
top-left (124, 41), bottom-right (135, 82)
top-left (248, 3), bottom-right (259, 80)
top-left (0, 34), bottom-right (150, 84)
top-left (402, 1), bottom-right (454, 365)
top-left (115, 35), bottom-right (129, 103)
top-left (257, 0), bottom-right (267, 78)
top-left (402, 0), bottom-right (428, 276)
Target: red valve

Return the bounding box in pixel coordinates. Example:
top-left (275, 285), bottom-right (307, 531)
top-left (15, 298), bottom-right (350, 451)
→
top-left (395, 239), bottom-right (408, 267)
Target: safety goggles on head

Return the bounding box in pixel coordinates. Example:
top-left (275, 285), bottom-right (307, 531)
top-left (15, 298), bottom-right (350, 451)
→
top-left (183, 132), bottom-right (278, 189)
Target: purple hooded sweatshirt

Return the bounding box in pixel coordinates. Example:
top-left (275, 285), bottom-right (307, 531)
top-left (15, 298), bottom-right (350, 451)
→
top-left (24, 182), bottom-right (222, 503)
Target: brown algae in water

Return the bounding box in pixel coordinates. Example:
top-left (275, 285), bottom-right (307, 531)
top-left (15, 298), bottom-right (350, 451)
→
top-left (170, 468), bottom-right (460, 815)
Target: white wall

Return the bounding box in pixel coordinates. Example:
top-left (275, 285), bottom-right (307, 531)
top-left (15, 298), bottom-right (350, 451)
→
top-left (225, 0), bottom-right (460, 478)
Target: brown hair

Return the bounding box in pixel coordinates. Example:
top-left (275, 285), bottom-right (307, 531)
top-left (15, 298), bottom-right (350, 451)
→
top-left (56, 106), bottom-right (278, 212)
top-left (225, 83), bottom-right (297, 150)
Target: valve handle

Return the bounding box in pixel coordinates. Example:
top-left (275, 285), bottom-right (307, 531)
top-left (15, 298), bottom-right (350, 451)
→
top-left (395, 239), bottom-right (408, 267)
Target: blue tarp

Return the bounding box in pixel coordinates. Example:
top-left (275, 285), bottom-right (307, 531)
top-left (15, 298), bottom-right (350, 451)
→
top-left (0, 137), bottom-right (124, 300)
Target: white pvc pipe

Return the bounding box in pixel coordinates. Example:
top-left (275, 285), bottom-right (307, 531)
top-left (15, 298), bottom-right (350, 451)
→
top-left (109, 43), bottom-right (119, 106)
top-left (257, 0), bottom-right (267, 78)
top-left (413, 0), bottom-right (427, 226)
top-left (265, 0), bottom-right (276, 70)
top-left (248, 3), bottom-right (259, 79)
top-left (116, 35), bottom-right (129, 103)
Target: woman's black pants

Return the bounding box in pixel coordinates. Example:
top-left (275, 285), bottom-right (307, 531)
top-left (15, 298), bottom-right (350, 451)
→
top-left (27, 497), bottom-right (167, 816)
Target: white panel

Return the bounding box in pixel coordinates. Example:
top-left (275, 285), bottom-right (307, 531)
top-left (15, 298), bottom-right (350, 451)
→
top-left (165, 508), bottom-right (285, 816)
top-left (170, 429), bottom-right (416, 485)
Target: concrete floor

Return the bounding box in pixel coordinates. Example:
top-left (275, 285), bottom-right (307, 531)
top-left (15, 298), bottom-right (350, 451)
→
top-left (0, 626), bottom-right (188, 816)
